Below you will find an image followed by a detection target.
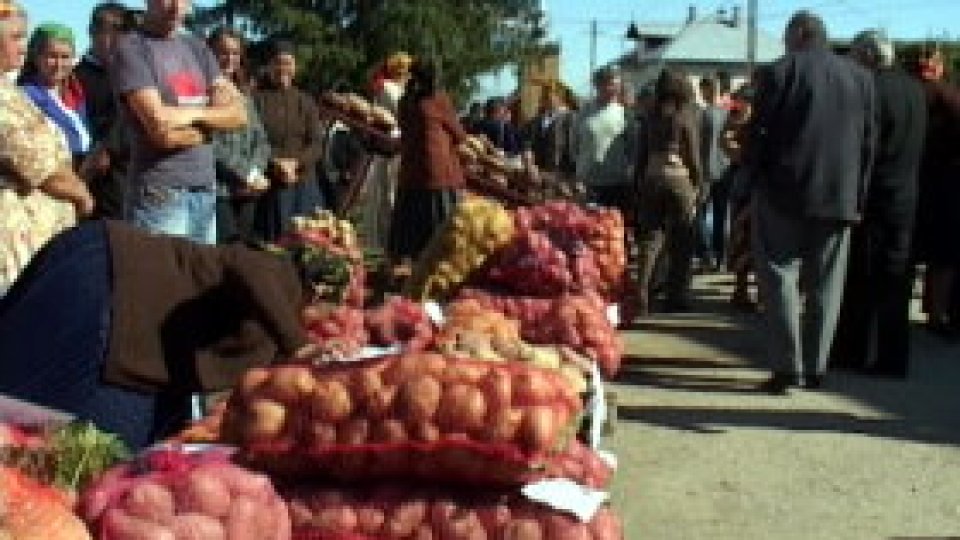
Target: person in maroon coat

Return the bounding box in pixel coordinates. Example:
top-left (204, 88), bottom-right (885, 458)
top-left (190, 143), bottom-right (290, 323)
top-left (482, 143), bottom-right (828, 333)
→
top-left (388, 59), bottom-right (469, 262)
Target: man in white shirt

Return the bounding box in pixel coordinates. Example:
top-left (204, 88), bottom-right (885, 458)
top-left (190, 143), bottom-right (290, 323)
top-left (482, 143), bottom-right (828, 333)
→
top-left (571, 68), bottom-right (637, 210)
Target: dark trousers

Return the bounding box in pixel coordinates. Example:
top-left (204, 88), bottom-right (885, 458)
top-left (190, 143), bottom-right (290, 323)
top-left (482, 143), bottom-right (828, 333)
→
top-left (217, 195), bottom-right (260, 244)
top-left (752, 193), bottom-right (852, 381)
top-left (0, 222), bottom-right (188, 449)
top-left (636, 175), bottom-right (697, 305)
top-left (831, 183), bottom-right (917, 375)
top-left (698, 176), bottom-right (732, 263)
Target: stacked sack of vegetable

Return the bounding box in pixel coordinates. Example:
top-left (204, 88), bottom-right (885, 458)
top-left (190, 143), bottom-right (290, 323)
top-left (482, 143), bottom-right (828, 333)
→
top-left (215, 351), bottom-right (620, 538)
top-left (405, 197), bottom-right (515, 301)
top-left (455, 290), bottom-right (624, 378)
top-left (81, 448), bottom-right (290, 540)
top-left (300, 296), bottom-right (435, 358)
top-left (282, 484), bottom-right (622, 540)
top-left (219, 354), bottom-right (585, 486)
top-left (473, 202), bottom-right (626, 300)
top-left (281, 208), bottom-right (367, 307)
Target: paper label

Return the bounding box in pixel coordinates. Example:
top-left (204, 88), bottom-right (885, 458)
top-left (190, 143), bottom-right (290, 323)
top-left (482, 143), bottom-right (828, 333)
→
top-left (606, 304), bottom-right (620, 327)
top-left (588, 362), bottom-right (607, 450)
top-left (424, 301), bottom-right (445, 326)
top-left (521, 480), bottom-right (609, 522)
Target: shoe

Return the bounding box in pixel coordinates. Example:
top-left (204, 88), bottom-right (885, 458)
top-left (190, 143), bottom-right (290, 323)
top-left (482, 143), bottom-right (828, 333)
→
top-left (758, 373), bottom-right (796, 395)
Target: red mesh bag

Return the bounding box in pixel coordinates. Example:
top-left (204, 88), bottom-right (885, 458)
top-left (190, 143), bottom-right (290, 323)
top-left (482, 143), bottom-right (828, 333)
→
top-left (220, 355), bottom-right (583, 486)
top-left (0, 466), bottom-right (90, 540)
top-left (282, 484), bottom-right (624, 540)
top-left (455, 290), bottom-right (624, 377)
top-left (81, 449), bottom-right (290, 540)
top-left (471, 203), bottom-right (626, 300)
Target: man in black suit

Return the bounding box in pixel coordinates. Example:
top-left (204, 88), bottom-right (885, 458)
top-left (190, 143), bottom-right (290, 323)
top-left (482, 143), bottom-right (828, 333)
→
top-left (831, 30), bottom-right (927, 379)
top-left (748, 11), bottom-right (877, 393)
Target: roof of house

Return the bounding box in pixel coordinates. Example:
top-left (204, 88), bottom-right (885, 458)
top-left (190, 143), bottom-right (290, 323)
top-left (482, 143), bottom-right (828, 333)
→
top-left (616, 16), bottom-right (785, 67)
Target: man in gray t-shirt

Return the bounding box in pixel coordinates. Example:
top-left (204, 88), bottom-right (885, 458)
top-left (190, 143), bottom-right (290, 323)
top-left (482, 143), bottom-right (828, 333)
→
top-left (110, 0), bottom-right (246, 244)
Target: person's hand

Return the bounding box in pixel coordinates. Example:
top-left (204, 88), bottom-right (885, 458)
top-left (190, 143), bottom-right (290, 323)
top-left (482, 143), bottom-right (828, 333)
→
top-left (79, 148), bottom-right (111, 179)
top-left (272, 158), bottom-right (300, 185)
top-left (73, 186), bottom-right (96, 218)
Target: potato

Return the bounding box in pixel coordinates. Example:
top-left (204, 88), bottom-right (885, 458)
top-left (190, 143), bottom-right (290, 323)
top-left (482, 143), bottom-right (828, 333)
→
top-left (409, 421), bottom-right (441, 442)
top-left (310, 380), bottom-right (353, 423)
top-left (518, 407), bottom-right (557, 450)
top-left (482, 371), bottom-right (513, 408)
top-left (175, 469), bottom-right (232, 518)
top-left (168, 513), bottom-right (226, 540)
top-left (440, 509), bottom-right (488, 540)
top-left (482, 408), bottom-right (523, 443)
top-left (287, 500), bottom-right (313, 526)
top-left (412, 525), bottom-right (436, 540)
top-left (313, 506), bottom-right (358, 532)
top-left (514, 371), bottom-right (555, 403)
top-left (102, 508), bottom-right (176, 540)
top-left (589, 508), bottom-right (623, 540)
top-left (363, 385), bottom-right (397, 418)
top-left (397, 374), bottom-right (442, 423)
top-left (354, 506), bottom-right (386, 535)
top-left (502, 519), bottom-right (544, 540)
top-left (337, 417), bottom-right (370, 445)
top-left (245, 399), bottom-right (287, 440)
top-left (351, 369), bottom-right (383, 402)
top-left (384, 500), bottom-right (428, 537)
top-left (541, 514), bottom-right (590, 540)
top-left (122, 481), bottom-right (175, 525)
top-left (310, 422), bottom-right (338, 446)
top-left (439, 384), bottom-right (487, 433)
top-left (476, 503), bottom-right (512, 532)
top-left (372, 419), bottom-right (407, 443)
top-left (224, 497), bottom-right (260, 540)
top-left (207, 466), bottom-right (272, 500)
top-left (264, 365), bottom-right (316, 403)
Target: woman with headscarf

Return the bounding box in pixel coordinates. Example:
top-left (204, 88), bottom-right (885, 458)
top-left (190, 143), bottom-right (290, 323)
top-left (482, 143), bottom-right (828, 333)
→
top-left (908, 47), bottom-right (960, 338)
top-left (361, 51), bottom-right (412, 251)
top-left (253, 39), bottom-right (325, 241)
top-left (18, 22), bottom-right (92, 167)
top-left (0, 2), bottom-right (93, 297)
top-left (389, 59), bottom-right (469, 263)
top-left (208, 26), bottom-right (271, 243)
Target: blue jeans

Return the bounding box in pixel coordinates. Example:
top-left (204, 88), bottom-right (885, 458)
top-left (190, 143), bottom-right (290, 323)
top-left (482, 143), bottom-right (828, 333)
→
top-left (127, 184), bottom-right (217, 245)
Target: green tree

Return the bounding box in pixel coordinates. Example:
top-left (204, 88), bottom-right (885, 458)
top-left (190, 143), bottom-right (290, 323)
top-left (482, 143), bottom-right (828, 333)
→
top-left (190, 0), bottom-right (547, 103)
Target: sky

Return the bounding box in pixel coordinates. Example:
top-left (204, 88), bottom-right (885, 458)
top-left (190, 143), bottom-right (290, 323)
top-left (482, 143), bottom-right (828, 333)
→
top-left (22, 0), bottom-right (960, 96)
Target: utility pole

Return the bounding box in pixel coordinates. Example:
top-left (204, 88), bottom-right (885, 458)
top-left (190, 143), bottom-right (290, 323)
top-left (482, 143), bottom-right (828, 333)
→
top-left (747, 0), bottom-right (757, 73)
top-left (589, 19), bottom-right (598, 87)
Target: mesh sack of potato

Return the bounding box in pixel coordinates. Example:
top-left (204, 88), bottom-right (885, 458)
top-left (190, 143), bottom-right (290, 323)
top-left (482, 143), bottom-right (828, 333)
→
top-left (81, 449), bottom-right (290, 540)
top-left (404, 197), bottom-right (515, 301)
top-left (220, 354), bottom-right (582, 486)
top-left (283, 484), bottom-right (623, 540)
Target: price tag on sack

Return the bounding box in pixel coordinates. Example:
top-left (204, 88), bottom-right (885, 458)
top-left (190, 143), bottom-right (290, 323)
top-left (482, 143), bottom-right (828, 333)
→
top-left (588, 362), bottom-right (607, 450)
top-left (423, 301), bottom-right (445, 326)
top-left (522, 480), bottom-right (609, 523)
top-left (605, 304), bottom-right (620, 327)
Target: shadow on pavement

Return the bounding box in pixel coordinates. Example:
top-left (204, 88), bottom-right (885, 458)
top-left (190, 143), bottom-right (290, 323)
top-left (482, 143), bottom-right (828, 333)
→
top-left (617, 403), bottom-right (960, 447)
top-left (619, 274), bottom-right (960, 447)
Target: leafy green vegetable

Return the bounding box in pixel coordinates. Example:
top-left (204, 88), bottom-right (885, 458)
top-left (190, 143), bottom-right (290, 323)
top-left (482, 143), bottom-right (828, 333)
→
top-left (50, 422), bottom-right (129, 491)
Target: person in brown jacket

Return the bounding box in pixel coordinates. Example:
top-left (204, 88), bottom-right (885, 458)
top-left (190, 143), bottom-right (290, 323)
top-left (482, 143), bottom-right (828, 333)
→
top-left (388, 59), bottom-right (469, 262)
top-left (0, 220), bottom-right (321, 448)
top-left (633, 67), bottom-right (703, 315)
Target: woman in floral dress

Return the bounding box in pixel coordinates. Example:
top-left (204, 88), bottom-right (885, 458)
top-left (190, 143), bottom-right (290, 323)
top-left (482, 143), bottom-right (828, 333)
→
top-left (0, 1), bottom-right (93, 296)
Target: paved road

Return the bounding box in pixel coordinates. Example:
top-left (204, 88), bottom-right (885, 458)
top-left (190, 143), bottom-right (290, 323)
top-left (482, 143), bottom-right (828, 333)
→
top-left (607, 274), bottom-right (960, 540)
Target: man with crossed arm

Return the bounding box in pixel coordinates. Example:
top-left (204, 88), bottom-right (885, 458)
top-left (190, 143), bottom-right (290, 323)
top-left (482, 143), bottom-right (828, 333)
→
top-left (111, 0), bottom-right (246, 244)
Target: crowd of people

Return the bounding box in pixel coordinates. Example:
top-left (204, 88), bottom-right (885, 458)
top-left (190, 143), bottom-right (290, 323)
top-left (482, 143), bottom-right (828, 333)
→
top-left (0, 0), bottom-right (956, 444)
